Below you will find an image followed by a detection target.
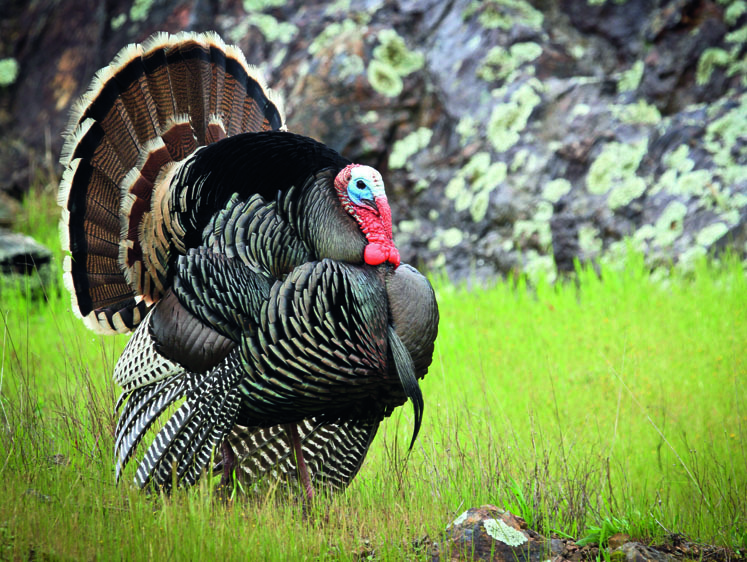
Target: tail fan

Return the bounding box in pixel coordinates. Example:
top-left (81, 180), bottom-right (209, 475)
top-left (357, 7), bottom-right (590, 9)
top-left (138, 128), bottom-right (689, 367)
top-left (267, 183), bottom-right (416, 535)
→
top-left (58, 31), bottom-right (285, 334)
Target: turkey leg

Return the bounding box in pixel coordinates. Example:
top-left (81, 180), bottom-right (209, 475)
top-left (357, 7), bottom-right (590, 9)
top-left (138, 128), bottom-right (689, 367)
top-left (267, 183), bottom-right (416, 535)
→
top-left (220, 440), bottom-right (236, 489)
top-left (286, 423), bottom-right (314, 502)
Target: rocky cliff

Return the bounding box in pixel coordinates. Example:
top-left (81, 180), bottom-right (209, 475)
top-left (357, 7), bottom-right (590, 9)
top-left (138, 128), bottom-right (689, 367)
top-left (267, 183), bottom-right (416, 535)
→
top-left (1, 0), bottom-right (745, 281)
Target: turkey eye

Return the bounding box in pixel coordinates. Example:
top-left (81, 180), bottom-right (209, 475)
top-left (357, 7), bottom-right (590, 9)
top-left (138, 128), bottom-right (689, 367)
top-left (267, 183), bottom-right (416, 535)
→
top-left (356, 180), bottom-right (366, 190)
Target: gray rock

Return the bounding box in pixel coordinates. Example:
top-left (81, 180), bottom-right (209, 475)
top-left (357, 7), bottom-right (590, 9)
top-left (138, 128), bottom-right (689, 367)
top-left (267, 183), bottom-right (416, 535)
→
top-left (0, 228), bottom-right (53, 295)
top-left (0, 228), bottom-right (51, 275)
top-left (616, 541), bottom-right (677, 562)
top-left (443, 505), bottom-right (565, 561)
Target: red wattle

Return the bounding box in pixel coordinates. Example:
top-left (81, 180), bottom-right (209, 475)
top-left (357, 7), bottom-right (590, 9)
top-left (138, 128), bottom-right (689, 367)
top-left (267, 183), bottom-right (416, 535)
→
top-left (389, 247), bottom-right (401, 267)
top-left (364, 244), bottom-right (387, 266)
top-left (364, 243), bottom-right (400, 267)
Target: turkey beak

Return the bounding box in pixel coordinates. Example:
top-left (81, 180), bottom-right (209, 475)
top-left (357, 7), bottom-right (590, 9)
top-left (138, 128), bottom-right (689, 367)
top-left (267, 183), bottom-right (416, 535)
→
top-left (362, 198), bottom-right (378, 213)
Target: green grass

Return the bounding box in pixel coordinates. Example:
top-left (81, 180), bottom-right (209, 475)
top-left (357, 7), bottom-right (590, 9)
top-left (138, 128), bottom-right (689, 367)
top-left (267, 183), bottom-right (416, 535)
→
top-left (1, 185), bottom-right (745, 559)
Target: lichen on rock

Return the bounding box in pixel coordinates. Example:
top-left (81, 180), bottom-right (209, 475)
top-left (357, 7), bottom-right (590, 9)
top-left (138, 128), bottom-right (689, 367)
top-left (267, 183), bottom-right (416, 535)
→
top-left (483, 518), bottom-right (528, 546)
top-left (366, 28), bottom-right (424, 97)
top-left (0, 58), bottom-right (19, 87)
top-left (389, 128), bottom-right (433, 170)
top-left (487, 79), bottom-right (544, 153)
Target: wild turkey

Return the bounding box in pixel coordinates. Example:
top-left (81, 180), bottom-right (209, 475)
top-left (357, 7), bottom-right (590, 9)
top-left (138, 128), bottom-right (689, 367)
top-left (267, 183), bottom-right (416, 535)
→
top-left (58, 31), bottom-right (439, 497)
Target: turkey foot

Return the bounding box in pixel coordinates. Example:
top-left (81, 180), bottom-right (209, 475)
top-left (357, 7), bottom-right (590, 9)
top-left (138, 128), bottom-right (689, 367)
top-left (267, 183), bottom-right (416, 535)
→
top-left (286, 423), bottom-right (314, 503)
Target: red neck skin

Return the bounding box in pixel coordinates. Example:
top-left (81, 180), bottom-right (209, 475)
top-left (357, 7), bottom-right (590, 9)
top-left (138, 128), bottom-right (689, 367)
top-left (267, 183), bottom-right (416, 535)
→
top-left (357, 197), bottom-right (400, 267)
top-left (334, 165), bottom-right (401, 268)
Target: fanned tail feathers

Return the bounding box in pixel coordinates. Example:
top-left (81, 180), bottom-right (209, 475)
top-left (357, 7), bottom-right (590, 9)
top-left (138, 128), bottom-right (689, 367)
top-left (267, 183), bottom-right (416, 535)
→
top-left (58, 31), bottom-right (285, 334)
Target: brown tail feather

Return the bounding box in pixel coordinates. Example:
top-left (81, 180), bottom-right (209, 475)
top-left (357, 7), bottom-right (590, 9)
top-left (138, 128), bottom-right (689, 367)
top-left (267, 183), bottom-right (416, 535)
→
top-left (59, 31), bottom-right (286, 334)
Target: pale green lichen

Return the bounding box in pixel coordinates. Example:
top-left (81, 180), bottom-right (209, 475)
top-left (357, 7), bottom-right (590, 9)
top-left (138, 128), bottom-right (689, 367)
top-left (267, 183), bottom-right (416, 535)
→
top-left (693, 24), bottom-right (747, 87)
top-left (244, 0), bottom-right (286, 9)
top-left (600, 239), bottom-right (642, 270)
top-left (129, 0), bottom-right (153, 22)
top-left (570, 44), bottom-right (586, 59)
top-left (615, 99), bottom-right (661, 125)
top-left (0, 58), bottom-right (19, 87)
top-left (457, 116), bottom-right (479, 145)
top-left (586, 141), bottom-right (647, 203)
top-left (678, 245), bottom-right (708, 272)
top-left (606, 175), bottom-right (646, 209)
top-left (449, 511), bottom-right (470, 528)
top-left (414, 178), bottom-right (429, 192)
top-left (579, 224), bottom-right (603, 256)
top-left (724, 0), bottom-right (747, 25)
top-left (726, 26), bottom-right (747, 48)
top-left (696, 47), bottom-right (731, 86)
top-left (634, 224), bottom-right (656, 243)
top-left (430, 252), bottom-right (447, 269)
top-left (476, 42), bottom-right (542, 83)
top-left (367, 29), bottom-right (424, 97)
top-left (309, 20), bottom-right (358, 55)
top-left (696, 222), bottom-right (729, 246)
top-left (445, 176), bottom-right (468, 205)
top-left (427, 228), bottom-right (466, 252)
top-left (524, 251), bottom-right (557, 285)
top-left (248, 13), bottom-right (297, 42)
top-left (676, 169), bottom-right (713, 197)
top-left (324, 0), bottom-right (351, 15)
top-left (397, 219), bottom-right (418, 234)
top-left (445, 152), bottom-right (506, 221)
top-left (704, 100), bottom-right (747, 185)
top-left (706, 26), bottom-right (747, 86)
top-left (111, 13), bottom-right (127, 30)
top-left (542, 178), bottom-right (572, 202)
top-left (510, 149), bottom-right (529, 172)
top-left (653, 201), bottom-right (688, 247)
top-left (664, 145), bottom-right (694, 173)
top-left (536, 200), bottom-right (553, 221)
top-left (618, 60), bottom-right (644, 92)
top-left (389, 127), bottom-right (433, 169)
top-left (572, 103), bottom-right (591, 117)
top-left (483, 519), bottom-right (528, 546)
top-left (464, 0), bottom-right (543, 31)
top-left (487, 80), bottom-right (543, 153)
top-left (470, 190), bottom-right (491, 222)
top-left (513, 218), bottom-right (552, 251)
top-left (358, 110), bottom-right (379, 125)
top-left (373, 29), bottom-right (424, 75)
top-left (442, 228), bottom-right (465, 248)
top-left (513, 201), bottom-right (553, 251)
top-left (367, 60), bottom-right (403, 97)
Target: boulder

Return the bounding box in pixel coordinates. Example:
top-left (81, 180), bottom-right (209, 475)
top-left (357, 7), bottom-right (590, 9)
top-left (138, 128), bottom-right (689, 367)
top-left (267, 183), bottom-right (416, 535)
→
top-left (0, 228), bottom-right (53, 295)
top-left (443, 505), bottom-right (565, 561)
